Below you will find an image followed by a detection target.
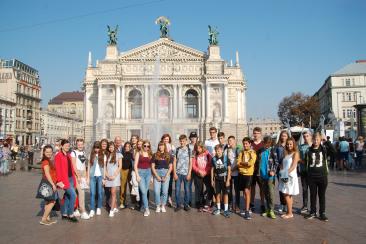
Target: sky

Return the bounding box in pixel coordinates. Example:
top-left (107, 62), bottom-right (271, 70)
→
top-left (1, 0), bottom-right (365, 119)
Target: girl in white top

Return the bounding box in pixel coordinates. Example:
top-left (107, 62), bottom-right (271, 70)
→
top-left (71, 138), bottom-right (90, 220)
top-left (104, 141), bottom-right (122, 217)
top-left (279, 137), bottom-right (300, 219)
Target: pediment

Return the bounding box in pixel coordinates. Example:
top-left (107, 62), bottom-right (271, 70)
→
top-left (120, 38), bottom-right (206, 60)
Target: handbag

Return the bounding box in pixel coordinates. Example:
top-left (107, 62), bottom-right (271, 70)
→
top-left (36, 178), bottom-right (56, 201)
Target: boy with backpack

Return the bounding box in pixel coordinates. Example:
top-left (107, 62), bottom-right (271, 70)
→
top-left (173, 134), bottom-right (193, 211)
top-left (211, 145), bottom-right (231, 218)
top-left (259, 136), bottom-right (279, 219)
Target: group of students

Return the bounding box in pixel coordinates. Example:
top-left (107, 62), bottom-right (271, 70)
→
top-left (38, 126), bottom-right (330, 225)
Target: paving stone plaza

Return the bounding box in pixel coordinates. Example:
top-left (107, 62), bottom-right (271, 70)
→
top-left (1, 167), bottom-right (365, 244)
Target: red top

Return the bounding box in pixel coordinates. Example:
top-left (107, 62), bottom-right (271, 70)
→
top-left (55, 151), bottom-right (76, 189)
top-left (138, 155), bottom-right (152, 169)
top-left (41, 160), bottom-right (57, 184)
top-left (252, 141), bottom-right (264, 153)
top-left (192, 151), bottom-right (212, 177)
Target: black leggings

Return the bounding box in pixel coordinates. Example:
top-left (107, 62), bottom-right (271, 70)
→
top-left (193, 172), bottom-right (213, 208)
top-left (309, 176), bottom-right (328, 215)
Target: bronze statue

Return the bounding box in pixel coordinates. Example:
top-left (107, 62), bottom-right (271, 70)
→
top-left (155, 16), bottom-right (170, 38)
top-left (208, 25), bottom-right (219, 45)
top-left (107, 25), bottom-right (118, 45)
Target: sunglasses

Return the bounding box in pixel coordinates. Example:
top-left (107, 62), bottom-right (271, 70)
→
top-left (143, 145), bottom-right (150, 148)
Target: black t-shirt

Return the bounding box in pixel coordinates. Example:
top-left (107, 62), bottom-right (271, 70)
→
top-left (122, 151), bottom-right (133, 170)
top-left (212, 155), bottom-right (230, 178)
top-left (153, 154), bottom-right (173, 169)
top-left (306, 146), bottom-right (328, 178)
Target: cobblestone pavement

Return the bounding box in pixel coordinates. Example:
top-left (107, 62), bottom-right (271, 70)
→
top-left (0, 168), bottom-right (365, 244)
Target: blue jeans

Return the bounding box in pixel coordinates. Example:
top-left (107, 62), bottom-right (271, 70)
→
top-left (153, 168), bottom-right (170, 206)
top-left (175, 174), bottom-right (190, 207)
top-left (62, 177), bottom-right (77, 216)
top-left (138, 168), bottom-right (152, 210)
top-left (90, 176), bottom-right (103, 211)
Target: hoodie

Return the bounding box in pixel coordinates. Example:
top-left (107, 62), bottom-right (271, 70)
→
top-left (192, 150), bottom-right (212, 177)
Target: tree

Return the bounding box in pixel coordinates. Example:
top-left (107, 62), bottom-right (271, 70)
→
top-left (278, 92), bottom-right (320, 128)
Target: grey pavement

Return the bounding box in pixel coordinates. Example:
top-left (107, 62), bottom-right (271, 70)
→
top-left (0, 169), bottom-right (365, 244)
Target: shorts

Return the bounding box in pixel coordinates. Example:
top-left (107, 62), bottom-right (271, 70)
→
top-left (251, 174), bottom-right (263, 187)
top-left (215, 177), bottom-right (230, 195)
top-left (340, 152), bottom-right (349, 161)
top-left (239, 174), bottom-right (252, 190)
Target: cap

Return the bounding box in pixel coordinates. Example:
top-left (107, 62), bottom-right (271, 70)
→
top-left (0, 136), bottom-right (4, 140)
top-left (189, 132), bottom-right (198, 139)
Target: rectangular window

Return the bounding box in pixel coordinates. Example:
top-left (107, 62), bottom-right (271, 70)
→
top-left (343, 109), bottom-right (346, 118)
top-left (345, 78), bottom-right (351, 86)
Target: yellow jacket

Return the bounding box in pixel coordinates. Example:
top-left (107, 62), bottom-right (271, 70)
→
top-left (237, 149), bottom-right (257, 176)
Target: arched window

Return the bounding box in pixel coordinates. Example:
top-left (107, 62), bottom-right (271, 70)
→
top-left (185, 89), bottom-right (198, 118)
top-left (128, 89), bottom-right (142, 119)
top-left (158, 89), bottom-right (170, 119)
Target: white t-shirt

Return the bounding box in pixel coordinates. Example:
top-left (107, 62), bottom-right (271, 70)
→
top-left (94, 162), bottom-right (102, 177)
top-left (71, 149), bottom-right (87, 171)
top-left (204, 138), bottom-right (219, 156)
top-left (94, 154), bottom-right (106, 177)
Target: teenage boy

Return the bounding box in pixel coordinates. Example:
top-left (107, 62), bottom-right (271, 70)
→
top-left (250, 127), bottom-right (265, 213)
top-left (205, 127), bottom-right (219, 156)
top-left (211, 145), bottom-right (231, 218)
top-left (71, 138), bottom-right (90, 220)
top-left (259, 136), bottom-right (278, 219)
top-left (305, 133), bottom-right (329, 221)
top-left (237, 137), bottom-right (256, 220)
top-left (227, 136), bottom-right (242, 213)
top-left (298, 131), bottom-right (312, 214)
top-left (174, 134), bottom-right (193, 212)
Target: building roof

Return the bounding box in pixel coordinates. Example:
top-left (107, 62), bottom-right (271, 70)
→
top-left (332, 60), bottom-right (366, 76)
top-left (48, 91), bottom-right (84, 105)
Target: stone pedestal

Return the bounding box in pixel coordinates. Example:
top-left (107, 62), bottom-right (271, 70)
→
top-left (106, 45), bottom-right (118, 60)
top-left (206, 45), bottom-right (224, 75)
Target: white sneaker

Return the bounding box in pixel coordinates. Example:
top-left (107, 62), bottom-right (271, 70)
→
top-left (119, 204), bottom-right (125, 209)
top-left (80, 212), bottom-right (90, 220)
top-left (109, 211), bottom-right (114, 217)
top-left (89, 210), bottom-right (95, 218)
top-left (73, 209), bottom-right (81, 217)
top-left (113, 208), bottom-right (119, 213)
top-left (143, 209), bottom-right (150, 217)
top-left (161, 205), bottom-right (166, 213)
top-left (156, 206), bottom-right (161, 213)
top-left (96, 208), bottom-right (101, 215)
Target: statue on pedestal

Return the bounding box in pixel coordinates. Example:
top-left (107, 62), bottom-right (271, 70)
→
top-left (155, 16), bottom-right (170, 38)
top-left (107, 25), bottom-right (119, 45)
top-left (208, 25), bottom-right (219, 45)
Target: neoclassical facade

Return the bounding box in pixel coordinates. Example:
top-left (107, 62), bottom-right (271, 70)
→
top-left (83, 36), bottom-right (247, 144)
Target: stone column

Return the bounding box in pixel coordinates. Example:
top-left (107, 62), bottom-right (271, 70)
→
top-left (144, 85), bottom-right (149, 119)
top-left (149, 85), bottom-right (154, 119)
top-left (236, 88), bottom-right (241, 122)
top-left (224, 84), bottom-right (229, 122)
top-left (121, 85), bottom-right (125, 119)
top-left (116, 85), bottom-right (121, 118)
top-left (201, 84), bottom-right (205, 122)
top-left (173, 84), bottom-right (178, 119)
top-left (178, 84), bottom-right (183, 119)
top-left (242, 89), bottom-right (246, 122)
top-left (98, 84), bottom-right (102, 119)
top-left (206, 83), bottom-right (211, 121)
